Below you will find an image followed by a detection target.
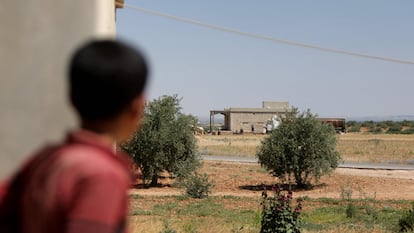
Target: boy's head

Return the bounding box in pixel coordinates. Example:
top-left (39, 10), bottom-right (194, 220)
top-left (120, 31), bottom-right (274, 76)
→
top-left (69, 40), bottom-right (149, 140)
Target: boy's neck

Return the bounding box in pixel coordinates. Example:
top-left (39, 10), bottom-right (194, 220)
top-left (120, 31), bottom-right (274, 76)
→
top-left (81, 120), bottom-right (118, 145)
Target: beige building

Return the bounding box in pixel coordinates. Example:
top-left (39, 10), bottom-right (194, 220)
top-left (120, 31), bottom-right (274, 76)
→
top-left (210, 101), bottom-right (289, 133)
top-left (0, 0), bottom-right (124, 179)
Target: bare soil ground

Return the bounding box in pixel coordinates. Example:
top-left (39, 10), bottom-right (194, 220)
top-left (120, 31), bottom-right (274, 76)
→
top-left (130, 161), bottom-right (414, 200)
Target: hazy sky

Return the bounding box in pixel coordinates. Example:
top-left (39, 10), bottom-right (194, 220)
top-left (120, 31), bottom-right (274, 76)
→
top-left (117, 1), bottom-right (414, 118)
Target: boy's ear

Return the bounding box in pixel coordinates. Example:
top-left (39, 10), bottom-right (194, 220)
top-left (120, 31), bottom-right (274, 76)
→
top-left (130, 94), bottom-right (146, 119)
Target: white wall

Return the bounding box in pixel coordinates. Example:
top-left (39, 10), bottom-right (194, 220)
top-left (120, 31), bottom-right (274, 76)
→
top-left (0, 0), bottom-right (117, 179)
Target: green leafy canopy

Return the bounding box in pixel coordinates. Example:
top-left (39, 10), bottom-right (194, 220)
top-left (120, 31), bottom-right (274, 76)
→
top-left (257, 108), bottom-right (341, 188)
top-left (122, 95), bottom-right (200, 186)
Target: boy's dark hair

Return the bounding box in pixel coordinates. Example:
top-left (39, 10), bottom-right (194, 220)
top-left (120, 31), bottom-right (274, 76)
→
top-left (69, 40), bottom-right (148, 121)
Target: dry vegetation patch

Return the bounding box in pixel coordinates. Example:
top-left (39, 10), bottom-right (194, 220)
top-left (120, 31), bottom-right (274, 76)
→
top-left (130, 161), bottom-right (414, 200)
top-left (197, 134), bottom-right (414, 163)
top-left (337, 133), bottom-right (414, 163)
top-left (128, 133), bottom-right (414, 232)
top-left (129, 161), bottom-right (414, 233)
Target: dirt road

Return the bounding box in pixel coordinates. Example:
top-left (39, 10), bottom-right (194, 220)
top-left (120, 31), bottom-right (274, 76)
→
top-left (202, 155), bottom-right (414, 170)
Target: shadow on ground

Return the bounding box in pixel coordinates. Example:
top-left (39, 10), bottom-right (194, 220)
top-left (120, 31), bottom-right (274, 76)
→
top-left (239, 183), bottom-right (327, 192)
top-left (132, 175), bottom-right (175, 189)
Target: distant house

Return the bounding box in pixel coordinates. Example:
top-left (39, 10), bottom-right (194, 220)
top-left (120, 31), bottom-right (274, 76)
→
top-left (210, 101), bottom-right (289, 133)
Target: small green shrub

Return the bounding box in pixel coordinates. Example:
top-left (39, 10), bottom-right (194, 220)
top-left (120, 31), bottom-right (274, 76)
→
top-left (260, 186), bottom-right (302, 233)
top-left (346, 120), bottom-right (358, 127)
top-left (182, 223), bottom-right (199, 233)
top-left (180, 173), bottom-right (213, 199)
top-left (340, 180), bottom-right (352, 201)
top-left (386, 126), bottom-right (403, 134)
top-left (399, 202), bottom-right (414, 232)
top-left (160, 221), bottom-right (177, 233)
top-left (345, 203), bottom-right (357, 219)
top-left (346, 121), bottom-right (361, 132)
top-left (376, 122), bottom-right (387, 129)
top-left (361, 121), bottom-right (375, 128)
top-left (360, 191), bottom-right (378, 222)
top-left (347, 125), bottom-right (361, 133)
top-left (340, 180), bottom-right (357, 219)
top-left (402, 121), bottom-right (414, 128)
top-left (369, 127), bottom-right (383, 134)
top-left (402, 127), bottom-right (414, 135)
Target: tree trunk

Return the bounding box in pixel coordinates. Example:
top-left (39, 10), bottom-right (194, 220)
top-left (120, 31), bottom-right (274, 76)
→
top-left (150, 174), bottom-right (158, 186)
top-left (294, 172), bottom-right (303, 189)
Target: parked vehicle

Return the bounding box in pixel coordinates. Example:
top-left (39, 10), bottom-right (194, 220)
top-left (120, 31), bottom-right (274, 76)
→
top-left (263, 115), bottom-right (280, 133)
top-left (318, 118), bottom-right (346, 133)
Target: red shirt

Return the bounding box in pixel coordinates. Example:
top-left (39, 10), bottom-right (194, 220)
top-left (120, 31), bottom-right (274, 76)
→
top-left (1, 130), bottom-right (132, 233)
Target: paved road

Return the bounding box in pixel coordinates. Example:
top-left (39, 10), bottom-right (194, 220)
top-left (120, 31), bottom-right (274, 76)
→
top-left (202, 155), bottom-right (414, 170)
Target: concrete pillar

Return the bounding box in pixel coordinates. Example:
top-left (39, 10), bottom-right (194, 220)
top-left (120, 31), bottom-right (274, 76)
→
top-left (95, 0), bottom-right (117, 38)
top-left (0, 0), bottom-right (117, 179)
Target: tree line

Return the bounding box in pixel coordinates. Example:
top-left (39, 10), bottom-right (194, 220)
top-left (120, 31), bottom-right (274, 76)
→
top-left (346, 120), bottom-right (414, 134)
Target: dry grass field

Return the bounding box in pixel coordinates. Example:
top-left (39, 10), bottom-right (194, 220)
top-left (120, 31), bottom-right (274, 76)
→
top-left (127, 133), bottom-right (414, 233)
top-left (197, 134), bottom-right (265, 157)
top-left (128, 161), bottom-right (414, 233)
top-left (197, 133), bottom-right (414, 163)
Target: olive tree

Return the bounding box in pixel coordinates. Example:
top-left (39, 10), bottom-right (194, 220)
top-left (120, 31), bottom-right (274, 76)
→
top-left (257, 108), bottom-right (341, 188)
top-left (122, 95), bottom-right (200, 186)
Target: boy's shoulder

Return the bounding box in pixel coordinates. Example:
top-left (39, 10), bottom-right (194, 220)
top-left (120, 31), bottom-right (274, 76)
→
top-left (54, 130), bottom-right (132, 179)
top-left (56, 144), bottom-right (128, 181)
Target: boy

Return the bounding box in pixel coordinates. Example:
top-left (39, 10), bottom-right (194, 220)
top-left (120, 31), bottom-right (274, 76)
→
top-left (0, 40), bottom-right (149, 233)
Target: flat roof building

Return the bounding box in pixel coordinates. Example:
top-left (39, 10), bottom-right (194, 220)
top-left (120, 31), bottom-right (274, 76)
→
top-left (210, 101), bottom-right (289, 133)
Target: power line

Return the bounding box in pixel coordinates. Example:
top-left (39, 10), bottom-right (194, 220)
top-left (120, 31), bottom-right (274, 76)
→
top-left (124, 4), bottom-right (414, 65)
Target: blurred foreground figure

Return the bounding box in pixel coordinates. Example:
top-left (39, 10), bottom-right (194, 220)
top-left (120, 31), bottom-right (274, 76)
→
top-left (0, 40), bottom-right (149, 233)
